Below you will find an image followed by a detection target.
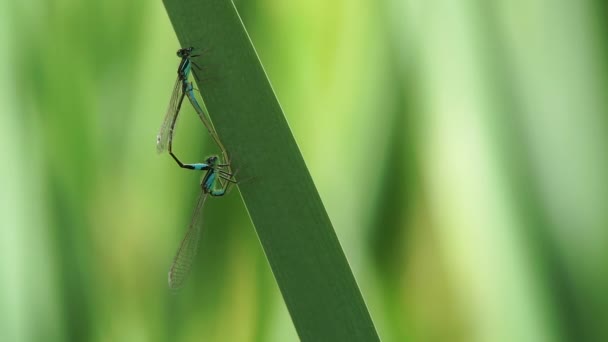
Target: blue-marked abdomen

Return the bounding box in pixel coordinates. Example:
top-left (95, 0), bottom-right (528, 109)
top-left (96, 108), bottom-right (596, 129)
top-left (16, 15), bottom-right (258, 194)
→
top-left (188, 163), bottom-right (209, 170)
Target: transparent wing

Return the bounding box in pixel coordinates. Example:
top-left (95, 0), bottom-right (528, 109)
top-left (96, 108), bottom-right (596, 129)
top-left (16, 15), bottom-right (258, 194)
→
top-left (184, 85), bottom-right (231, 169)
top-left (185, 87), bottom-right (216, 139)
top-left (156, 77), bottom-right (185, 154)
top-left (168, 191), bottom-right (208, 289)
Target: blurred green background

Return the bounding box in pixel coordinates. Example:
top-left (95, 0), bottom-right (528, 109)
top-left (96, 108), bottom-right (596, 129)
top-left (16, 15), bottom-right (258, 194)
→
top-left (2, 0), bottom-right (608, 341)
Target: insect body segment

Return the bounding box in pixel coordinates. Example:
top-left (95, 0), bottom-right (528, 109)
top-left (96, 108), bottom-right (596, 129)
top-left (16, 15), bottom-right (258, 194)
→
top-left (167, 155), bottom-right (237, 289)
top-left (159, 47), bottom-right (238, 289)
top-left (157, 47), bottom-right (232, 174)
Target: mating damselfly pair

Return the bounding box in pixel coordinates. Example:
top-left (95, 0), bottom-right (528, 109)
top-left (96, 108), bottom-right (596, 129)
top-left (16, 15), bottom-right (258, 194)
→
top-left (157, 47), bottom-right (236, 289)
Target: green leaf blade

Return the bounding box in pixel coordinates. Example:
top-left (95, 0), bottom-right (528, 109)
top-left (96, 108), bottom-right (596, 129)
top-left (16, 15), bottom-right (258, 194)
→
top-left (163, 0), bottom-right (380, 340)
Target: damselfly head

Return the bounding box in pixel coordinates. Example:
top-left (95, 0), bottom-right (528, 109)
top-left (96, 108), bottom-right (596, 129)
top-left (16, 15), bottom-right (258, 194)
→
top-left (176, 47), bottom-right (194, 58)
top-left (205, 155), bottom-right (218, 165)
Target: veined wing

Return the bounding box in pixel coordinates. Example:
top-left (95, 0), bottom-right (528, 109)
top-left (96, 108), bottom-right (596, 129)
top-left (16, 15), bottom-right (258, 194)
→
top-left (168, 191), bottom-right (208, 289)
top-left (156, 77), bottom-right (185, 154)
top-left (184, 86), bottom-right (215, 137)
top-left (184, 85), bottom-right (231, 169)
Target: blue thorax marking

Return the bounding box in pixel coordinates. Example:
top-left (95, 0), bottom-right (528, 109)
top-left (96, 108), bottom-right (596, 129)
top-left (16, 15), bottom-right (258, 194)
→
top-left (203, 170), bottom-right (217, 191)
top-left (181, 61), bottom-right (191, 79)
top-left (177, 55), bottom-right (189, 77)
top-left (178, 52), bottom-right (193, 82)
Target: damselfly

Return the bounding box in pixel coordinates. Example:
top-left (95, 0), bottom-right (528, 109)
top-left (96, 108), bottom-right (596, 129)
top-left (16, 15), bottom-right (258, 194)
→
top-left (157, 47), bottom-right (231, 171)
top-left (167, 155), bottom-right (237, 289)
